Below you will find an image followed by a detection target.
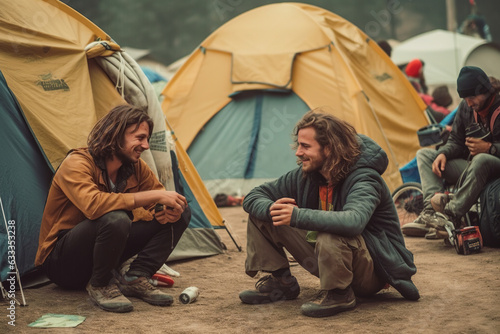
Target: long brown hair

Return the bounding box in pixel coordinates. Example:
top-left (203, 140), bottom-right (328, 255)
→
top-left (88, 104), bottom-right (153, 161)
top-left (293, 107), bottom-right (360, 185)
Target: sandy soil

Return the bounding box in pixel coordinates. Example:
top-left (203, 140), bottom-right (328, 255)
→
top-left (3, 206), bottom-right (500, 333)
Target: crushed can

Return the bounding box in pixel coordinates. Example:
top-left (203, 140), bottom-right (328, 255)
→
top-left (179, 286), bottom-right (199, 304)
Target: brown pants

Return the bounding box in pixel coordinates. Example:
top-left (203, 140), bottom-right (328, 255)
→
top-left (245, 216), bottom-right (384, 296)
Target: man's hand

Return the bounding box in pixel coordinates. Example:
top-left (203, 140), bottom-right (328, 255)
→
top-left (432, 153), bottom-right (447, 177)
top-left (155, 191), bottom-right (187, 224)
top-left (133, 190), bottom-right (187, 224)
top-left (154, 205), bottom-right (182, 224)
top-left (466, 137), bottom-right (491, 156)
top-left (270, 198), bottom-right (297, 226)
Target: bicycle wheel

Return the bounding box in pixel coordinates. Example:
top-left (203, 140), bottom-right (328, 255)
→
top-left (392, 182), bottom-right (424, 226)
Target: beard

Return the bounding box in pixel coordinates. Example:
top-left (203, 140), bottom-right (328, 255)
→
top-left (115, 148), bottom-right (136, 164)
top-left (296, 153), bottom-right (327, 177)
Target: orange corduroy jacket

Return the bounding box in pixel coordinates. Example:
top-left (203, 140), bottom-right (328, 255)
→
top-left (35, 148), bottom-right (164, 266)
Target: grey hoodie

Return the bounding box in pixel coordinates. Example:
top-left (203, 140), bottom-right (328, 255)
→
top-left (243, 134), bottom-right (420, 300)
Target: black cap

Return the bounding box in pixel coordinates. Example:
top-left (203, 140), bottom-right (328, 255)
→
top-left (456, 66), bottom-right (493, 98)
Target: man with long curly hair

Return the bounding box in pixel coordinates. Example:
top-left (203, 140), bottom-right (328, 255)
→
top-left (239, 108), bottom-right (419, 317)
top-left (35, 104), bottom-right (190, 313)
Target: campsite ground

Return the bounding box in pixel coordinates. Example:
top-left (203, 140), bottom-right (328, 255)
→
top-left (3, 206), bottom-right (500, 333)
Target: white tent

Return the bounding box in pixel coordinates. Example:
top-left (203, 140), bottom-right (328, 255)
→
top-left (392, 29), bottom-right (500, 86)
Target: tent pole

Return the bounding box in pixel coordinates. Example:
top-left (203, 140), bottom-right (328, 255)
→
top-left (222, 220), bottom-right (242, 252)
top-left (0, 197), bottom-right (27, 306)
top-left (446, 0), bottom-right (457, 32)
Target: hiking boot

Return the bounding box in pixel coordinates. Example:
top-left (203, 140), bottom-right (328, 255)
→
top-left (427, 212), bottom-right (462, 230)
top-left (430, 193), bottom-right (453, 214)
top-left (301, 286), bottom-right (356, 318)
top-left (239, 274), bottom-right (300, 304)
top-left (426, 212), bottom-right (450, 229)
top-left (401, 209), bottom-right (434, 237)
top-left (86, 282), bottom-right (133, 313)
top-left (117, 276), bottom-right (173, 306)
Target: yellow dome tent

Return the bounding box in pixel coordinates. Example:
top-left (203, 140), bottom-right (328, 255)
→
top-left (0, 0), bottom-right (234, 288)
top-left (162, 3), bottom-right (429, 195)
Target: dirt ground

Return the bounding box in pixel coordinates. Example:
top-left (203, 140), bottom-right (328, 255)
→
top-left (3, 206), bottom-right (500, 333)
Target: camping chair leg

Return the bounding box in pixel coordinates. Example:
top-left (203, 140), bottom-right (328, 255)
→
top-left (1, 268), bottom-right (27, 307)
top-left (14, 265), bottom-right (27, 306)
top-left (223, 219), bottom-right (242, 252)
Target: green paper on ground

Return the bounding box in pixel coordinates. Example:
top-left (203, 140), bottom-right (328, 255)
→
top-left (28, 314), bottom-right (85, 328)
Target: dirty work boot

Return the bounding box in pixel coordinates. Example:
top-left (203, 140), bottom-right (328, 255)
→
top-left (301, 286), bottom-right (356, 318)
top-left (239, 274), bottom-right (300, 304)
top-left (426, 212), bottom-right (452, 230)
top-left (401, 209), bottom-right (434, 237)
top-left (117, 276), bottom-right (173, 306)
top-left (86, 282), bottom-right (133, 313)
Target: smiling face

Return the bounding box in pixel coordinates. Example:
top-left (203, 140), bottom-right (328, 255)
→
top-left (116, 121), bottom-right (150, 163)
top-left (464, 93), bottom-right (489, 112)
top-left (295, 127), bottom-right (328, 178)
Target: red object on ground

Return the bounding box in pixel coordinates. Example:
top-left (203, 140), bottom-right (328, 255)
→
top-left (152, 273), bottom-right (175, 287)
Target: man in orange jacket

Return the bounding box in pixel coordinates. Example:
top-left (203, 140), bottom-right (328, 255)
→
top-left (35, 104), bottom-right (190, 313)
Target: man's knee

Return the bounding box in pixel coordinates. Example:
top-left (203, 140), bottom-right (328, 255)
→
top-left (315, 233), bottom-right (366, 258)
top-left (247, 215), bottom-right (274, 235)
top-left (416, 148), bottom-right (437, 163)
top-left (248, 215), bottom-right (267, 227)
top-left (96, 210), bottom-right (131, 235)
top-left (315, 232), bottom-right (349, 261)
top-left (316, 232), bottom-right (344, 246)
top-left (469, 153), bottom-right (494, 173)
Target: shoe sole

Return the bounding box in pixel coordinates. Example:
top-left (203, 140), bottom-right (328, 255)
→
top-left (143, 298), bottom-right (173, 306)
top-left (124, 293), bottom-right (174, 306)
top-left (401, 224), bottom-right (429, 237)
top-left (89, 298), bottom-right (134, 313)
top-left (301, 299), bottom-right (356, 318)
top-left (118, 284), bottom-right (174, 306)
top-left (239, 290), bottom-right (299, 304)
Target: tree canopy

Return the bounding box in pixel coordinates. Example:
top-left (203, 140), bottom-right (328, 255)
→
top-left (62, 0), bottom-right (499, 65)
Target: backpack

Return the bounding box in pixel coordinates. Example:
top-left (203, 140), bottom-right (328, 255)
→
top-left (479, 178), bottom-right (500, 247)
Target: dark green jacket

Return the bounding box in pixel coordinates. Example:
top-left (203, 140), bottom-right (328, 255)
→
top-left (438, 94), bottom-right (500, 160)
top-left (243, 135), bottom-right (420, 300)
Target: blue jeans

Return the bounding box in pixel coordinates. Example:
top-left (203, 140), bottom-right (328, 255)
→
top-left (43, 210), bottom-right (189, 289)
top-left (417, 148), bottom-right (500, 217)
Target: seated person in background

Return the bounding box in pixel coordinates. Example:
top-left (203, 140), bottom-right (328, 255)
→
top-left (458, 13), bottom-right (492, 42)
top-left (407, 67), bottom-right (500, 240)
top-left (419, 85), bottom-right (454, 124)
top-left (431, 85), bottom-right (453, 116)
top-left (405, 58), bottom-right (428, 95)
top-left (35, 104), bottom-right (190, 313)
top-left (239, 108), bottom-right (419, 318)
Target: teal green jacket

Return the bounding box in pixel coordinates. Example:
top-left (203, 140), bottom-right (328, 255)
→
top-left (243, 135), bottom-right (420, 300)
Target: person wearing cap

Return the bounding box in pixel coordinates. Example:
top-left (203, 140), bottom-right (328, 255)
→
top-left (405, 58), bottom-right (428, 94)
top-left (402, 66), bottom-right (500, 240)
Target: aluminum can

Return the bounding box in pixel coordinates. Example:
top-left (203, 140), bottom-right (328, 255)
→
top-left (179, 286), bottom-right (199, 304)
